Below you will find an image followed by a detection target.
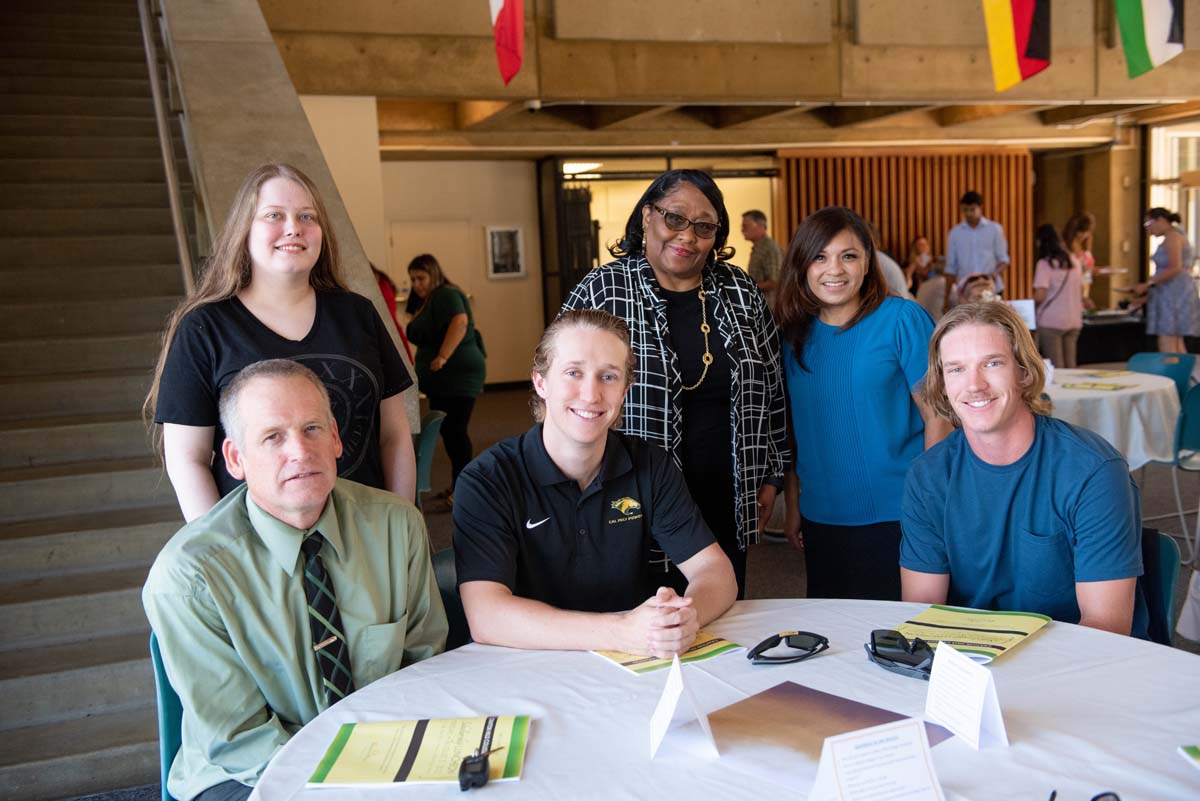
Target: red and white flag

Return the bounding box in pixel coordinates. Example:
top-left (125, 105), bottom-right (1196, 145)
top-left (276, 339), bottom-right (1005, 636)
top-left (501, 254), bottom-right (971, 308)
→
top-left (489, 0), bottom-right (524, 85)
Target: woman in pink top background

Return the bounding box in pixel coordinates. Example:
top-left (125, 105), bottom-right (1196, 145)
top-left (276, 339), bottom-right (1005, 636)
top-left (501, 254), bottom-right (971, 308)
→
top-left (1033, 223), bottom-right (1084, 367)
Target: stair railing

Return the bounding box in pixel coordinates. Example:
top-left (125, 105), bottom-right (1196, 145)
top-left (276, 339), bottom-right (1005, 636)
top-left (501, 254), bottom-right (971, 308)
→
top-left (137, 0), bottom-right (195, 294)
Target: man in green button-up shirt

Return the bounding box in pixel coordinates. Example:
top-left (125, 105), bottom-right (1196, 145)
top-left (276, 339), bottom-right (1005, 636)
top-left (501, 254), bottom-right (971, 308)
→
top-left (143, 360), bottom-right (447, 801)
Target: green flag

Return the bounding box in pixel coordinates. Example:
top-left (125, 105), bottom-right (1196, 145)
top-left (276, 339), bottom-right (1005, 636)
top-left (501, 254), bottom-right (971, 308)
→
top-left (1115, 0), bottom-right (1185, 78)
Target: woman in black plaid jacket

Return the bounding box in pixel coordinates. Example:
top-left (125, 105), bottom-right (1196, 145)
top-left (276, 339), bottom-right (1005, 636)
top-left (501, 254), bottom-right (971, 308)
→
top-left (561, 170), bottom-right (790, 598)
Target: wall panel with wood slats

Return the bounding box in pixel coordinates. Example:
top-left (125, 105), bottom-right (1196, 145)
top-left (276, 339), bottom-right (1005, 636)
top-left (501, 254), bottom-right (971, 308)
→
top-left (779, 150), bottom-right (1034, 299)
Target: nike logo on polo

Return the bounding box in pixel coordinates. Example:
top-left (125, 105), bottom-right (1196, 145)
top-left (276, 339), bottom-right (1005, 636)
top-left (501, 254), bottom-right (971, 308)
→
top-left (526, 517), bottom-right (550, 529)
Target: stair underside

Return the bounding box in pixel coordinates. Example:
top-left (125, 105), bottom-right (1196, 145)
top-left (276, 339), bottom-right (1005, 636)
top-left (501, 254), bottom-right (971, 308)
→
top-left (0, 5), bottom-right (196, 798)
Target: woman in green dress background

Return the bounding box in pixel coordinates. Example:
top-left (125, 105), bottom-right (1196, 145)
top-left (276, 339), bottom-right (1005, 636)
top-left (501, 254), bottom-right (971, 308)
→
top-left (406, 254), bottom-right (487, 503)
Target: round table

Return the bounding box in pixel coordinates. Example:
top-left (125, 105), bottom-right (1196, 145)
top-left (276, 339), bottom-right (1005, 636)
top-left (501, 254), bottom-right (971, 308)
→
top-left (1046, 369), bottom-right (1181, 470)
top-left (250, 599), bottom-right (1200, 800)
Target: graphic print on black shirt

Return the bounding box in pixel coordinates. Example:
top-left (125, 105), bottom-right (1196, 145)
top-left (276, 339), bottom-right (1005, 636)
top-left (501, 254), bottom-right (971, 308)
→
top-left (155, 291), bottom-right (412, 495)
top-left (293, 353), bottom-right (380, 477)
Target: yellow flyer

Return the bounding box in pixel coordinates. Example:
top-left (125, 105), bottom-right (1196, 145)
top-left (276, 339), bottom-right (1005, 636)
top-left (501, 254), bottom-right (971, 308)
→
top-left (1059, 381), bottom-right (1134, 391)
top-left (895, 605), bottom-right (1049, 663)
top-left (593, 630), bottom-right (740, 674)
top-left (307, 715), bottom-right (529, 787)
top-left (1083, 370), bottom-right (1132, 378)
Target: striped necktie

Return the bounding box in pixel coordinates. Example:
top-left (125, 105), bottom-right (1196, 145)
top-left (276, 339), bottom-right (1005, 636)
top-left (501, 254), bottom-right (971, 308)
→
top-left (301, 532), bottom-right (354, 704)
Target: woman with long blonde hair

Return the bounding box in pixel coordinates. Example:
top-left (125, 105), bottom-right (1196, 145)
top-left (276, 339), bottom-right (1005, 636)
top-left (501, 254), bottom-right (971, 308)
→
top-left (147, 162), bottom-right (416, 521)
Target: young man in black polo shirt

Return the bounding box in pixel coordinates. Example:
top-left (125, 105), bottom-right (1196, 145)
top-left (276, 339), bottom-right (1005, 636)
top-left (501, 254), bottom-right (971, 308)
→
top-left (454, 310), bottom-right (737, 659)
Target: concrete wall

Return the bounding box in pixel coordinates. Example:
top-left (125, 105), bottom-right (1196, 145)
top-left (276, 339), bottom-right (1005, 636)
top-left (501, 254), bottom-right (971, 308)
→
top-left (265, 0), bottom-right (1200, 101)
top-left (299, 95), bottom-right (388, 268)
top-left (381, 161), bottom-right (545, 384)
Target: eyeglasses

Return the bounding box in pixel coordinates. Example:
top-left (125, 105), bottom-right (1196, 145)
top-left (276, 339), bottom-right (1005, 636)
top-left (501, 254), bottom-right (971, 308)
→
top-left (864, 629), bottom-right (934, 681)
top-left (651, 205), bottom-right (720, 239)
top-left (747, 630), bottom-right (829, 665)
top-left (1048, 793), bottom-right (1119, 801)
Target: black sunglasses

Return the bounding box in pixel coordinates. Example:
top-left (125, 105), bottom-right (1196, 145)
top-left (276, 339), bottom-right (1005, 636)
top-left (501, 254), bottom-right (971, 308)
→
top-left (864, 629), bottom-right (934, 681)
top-left (747, 630), bottom-right (829, 665)
top-left (651, 205), bottom-right (720, 239)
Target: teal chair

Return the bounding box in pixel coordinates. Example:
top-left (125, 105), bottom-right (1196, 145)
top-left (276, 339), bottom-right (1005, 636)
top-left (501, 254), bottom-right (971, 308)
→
top-left (1139, 528), bottom-right (1182, 646)
top-left (1159, 532), bottom-right (1182, 642)
top-left (432, 547), bottom-right (472, 651)
top-left (1142, 384), bottom-right (1200, 563)
top-left (149, 632), bottom-right (182, 801)
top-left (1170, 384), bottom-right (1200, 562)
top-left (1127, 351), bottom-right (1196, 403)
top-left (411, 410), bottom-right (447, 509)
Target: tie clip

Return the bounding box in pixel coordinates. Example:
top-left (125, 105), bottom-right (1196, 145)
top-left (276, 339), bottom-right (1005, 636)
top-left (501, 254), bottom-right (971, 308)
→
top-left (313, 635), bottom-right (337, 652)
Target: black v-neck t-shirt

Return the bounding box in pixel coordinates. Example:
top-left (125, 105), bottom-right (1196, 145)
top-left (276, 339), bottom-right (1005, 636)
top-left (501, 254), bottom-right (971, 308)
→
top-left (156, 290), bottom-right (412, 495)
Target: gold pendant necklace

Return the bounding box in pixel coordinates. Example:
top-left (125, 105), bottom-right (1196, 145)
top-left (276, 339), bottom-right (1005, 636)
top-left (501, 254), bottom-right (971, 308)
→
top-left (681, 287), bottom-right (714, 391)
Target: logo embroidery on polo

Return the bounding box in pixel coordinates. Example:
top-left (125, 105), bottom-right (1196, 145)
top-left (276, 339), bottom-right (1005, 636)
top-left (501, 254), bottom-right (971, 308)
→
top-left (611, 498), bottom-right (641, 514)
top-left (609, 497), bottom-right (643, 525)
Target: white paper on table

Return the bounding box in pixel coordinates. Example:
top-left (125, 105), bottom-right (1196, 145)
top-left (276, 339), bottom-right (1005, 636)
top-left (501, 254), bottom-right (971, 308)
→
top-left (648, 655), bottom-right (718, 759)
top-left (924, 641), bottom-right (1008, 750)
top-left (808, 718), bottom-right (945, 801)
top-left (1005, 299), bottom-right (1036, 331)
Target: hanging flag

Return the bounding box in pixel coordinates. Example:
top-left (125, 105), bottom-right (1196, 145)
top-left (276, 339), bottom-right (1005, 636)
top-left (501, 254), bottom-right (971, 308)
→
top-left (982, 0), bottom-right (1051, 93)
top-left (489, 0), bottom-right (524, 85)
top-left (1115, 0), bottom-right (1184, 78)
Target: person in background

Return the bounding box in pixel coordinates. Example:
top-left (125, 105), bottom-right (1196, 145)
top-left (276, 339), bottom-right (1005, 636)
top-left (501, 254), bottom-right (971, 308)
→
top-left (945, 190), bottom-right (1010, 308)
top-left (454, 311), bottom-right (737, 658)
top-left (148, 163), bottom-right (417, 522)
top-left (144, 360), bottom-right (446, 801)
top-left (1033, 223), bottom-right (1084, 368)
top-left (742, 209), bottom-right (784, 306)
top-left (1063, 212), bottom-right (1098, 312)
top-left (371, 264), bottom-right (415, 363)
top-left (561, 170), bottom-right (790, 599)
top-left (960, 273), bottom-right (998, 304)
top-left (1133, 207), bottom-right (1200, 355)
top-left (775, 205), bottom-right (951, 601)
top-left (867, 222), bottom-right (912, 299)
top-left (901, 302), bottom-right (1143, 636)
top-left (905, 234), bottom-right (935, 295)
top-left (405, 254), bottom-right (487, 505)
top-left (915, 265), bottom-right (949, 322)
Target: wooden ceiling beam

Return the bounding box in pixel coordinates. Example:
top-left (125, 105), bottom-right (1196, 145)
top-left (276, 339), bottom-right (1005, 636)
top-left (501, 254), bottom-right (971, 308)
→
top-left (1125, 101), bottom-right (1200, 125)
top-left (934, 104), bottom-right (1054, 127)
top-left (587, 104), bottom-right (680, 129)
top-left (1039, 103), bottom-right (1160, 126)
top-left (810, 105), bottom-right (931, 128)
top-left (679, 105), bottom-right (823, 129)
top-left (538, 106), bottom-right (593, 128)
top-left (376, 100), bottom-right (457, 132)
top-left (455, 101), bottom-right (523, 130)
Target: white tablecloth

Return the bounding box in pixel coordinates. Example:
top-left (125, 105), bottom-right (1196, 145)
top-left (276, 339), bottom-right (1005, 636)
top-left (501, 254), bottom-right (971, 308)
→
top-left (251, 599), bottom-right (1200, 801)
top-left (1047, 369), bottom-right (1181, 470)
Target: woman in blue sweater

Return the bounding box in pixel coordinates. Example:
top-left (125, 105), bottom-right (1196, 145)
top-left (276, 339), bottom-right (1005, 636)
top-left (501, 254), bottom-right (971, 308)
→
top-left (776, 206), bottom-right (950, 600)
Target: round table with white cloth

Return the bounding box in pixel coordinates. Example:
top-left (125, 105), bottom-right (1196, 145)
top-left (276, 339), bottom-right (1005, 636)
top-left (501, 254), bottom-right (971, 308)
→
top-left (250, 599), bottom-right (1200, 801)
top-left (1046, 368), bottom-right (1181, 470)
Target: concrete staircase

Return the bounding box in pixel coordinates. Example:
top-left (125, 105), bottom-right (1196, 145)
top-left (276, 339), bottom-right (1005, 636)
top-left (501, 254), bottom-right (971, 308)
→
top-left (0, 1), bottom-right (188, 797)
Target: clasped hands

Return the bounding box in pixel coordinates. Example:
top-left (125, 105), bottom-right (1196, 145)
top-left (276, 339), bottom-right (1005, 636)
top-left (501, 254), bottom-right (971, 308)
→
top-left (618, 586), bottom-right (699, 659)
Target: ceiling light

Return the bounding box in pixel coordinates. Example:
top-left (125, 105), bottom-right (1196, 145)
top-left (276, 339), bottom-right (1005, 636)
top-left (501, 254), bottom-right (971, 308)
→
top-left (562, 162), bottom-right (602, 174)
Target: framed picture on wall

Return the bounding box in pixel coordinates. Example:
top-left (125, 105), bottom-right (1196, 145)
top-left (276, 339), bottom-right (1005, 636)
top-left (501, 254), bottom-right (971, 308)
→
top-left (486, 226), bottom-right (525, 279)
